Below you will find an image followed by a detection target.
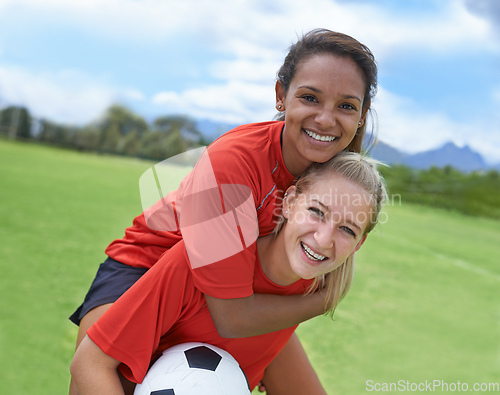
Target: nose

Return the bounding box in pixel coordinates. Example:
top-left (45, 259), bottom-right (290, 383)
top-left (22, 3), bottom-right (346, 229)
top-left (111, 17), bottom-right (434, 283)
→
top-left (314, 223), bottom-right (334, 249)
top-left (314, 106), bottom-right (336, 129)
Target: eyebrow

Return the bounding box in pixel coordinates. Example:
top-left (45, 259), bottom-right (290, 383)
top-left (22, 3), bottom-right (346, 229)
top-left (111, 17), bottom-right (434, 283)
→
top-left (345, 219), bottom-right (362, 232)
top-left (314, 199), bottom-right (362, 231)
top-left (298, 85), bottom-right (362, 104)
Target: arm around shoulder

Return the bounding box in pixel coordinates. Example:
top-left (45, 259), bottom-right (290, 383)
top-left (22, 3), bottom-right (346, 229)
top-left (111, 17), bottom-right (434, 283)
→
top-left (205, 290), bottom-right (327, 338)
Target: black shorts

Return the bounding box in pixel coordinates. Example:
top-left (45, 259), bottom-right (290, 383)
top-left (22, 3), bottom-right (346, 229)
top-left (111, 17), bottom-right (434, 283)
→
top-left (69, 257), bottom-right (148, 326)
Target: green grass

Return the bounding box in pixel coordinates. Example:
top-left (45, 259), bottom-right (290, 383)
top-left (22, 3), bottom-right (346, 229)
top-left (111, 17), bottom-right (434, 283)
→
top-left (1, 138), bottom-right (499, 394)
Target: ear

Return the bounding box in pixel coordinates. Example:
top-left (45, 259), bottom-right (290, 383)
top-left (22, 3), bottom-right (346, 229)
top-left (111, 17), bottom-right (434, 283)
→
top-left (282, 186), bottom-right (296, 219)
top-left (351, 234), bottom-right (367, 255)
top-left (275, 81), bottom-right (285, 111)
top-left (360, 99), bottom-right (371, 123)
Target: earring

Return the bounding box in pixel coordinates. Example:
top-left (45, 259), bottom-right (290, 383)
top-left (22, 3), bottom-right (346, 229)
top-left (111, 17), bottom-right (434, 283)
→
top-left (358, 121), bottom-right (362, 126)
top-left (278, 105), bottom-right (283, 110)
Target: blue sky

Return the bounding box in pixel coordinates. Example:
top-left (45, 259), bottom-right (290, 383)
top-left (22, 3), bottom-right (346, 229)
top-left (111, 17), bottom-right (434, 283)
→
top-left (0, 0), bottom-right (499, 163)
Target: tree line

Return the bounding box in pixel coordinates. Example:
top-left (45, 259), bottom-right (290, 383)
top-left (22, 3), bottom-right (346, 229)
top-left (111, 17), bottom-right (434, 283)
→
top-left (0, 104), bottom-right (211, 161)
top-left (379, 164), bottom-right (500, 220)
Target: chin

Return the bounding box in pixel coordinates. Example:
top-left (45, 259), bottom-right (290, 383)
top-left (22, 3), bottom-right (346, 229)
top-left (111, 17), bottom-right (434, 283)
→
top-left (307, 151), bottom-right (338, 165)
top-left (298, 268), bottom-right (319, 281)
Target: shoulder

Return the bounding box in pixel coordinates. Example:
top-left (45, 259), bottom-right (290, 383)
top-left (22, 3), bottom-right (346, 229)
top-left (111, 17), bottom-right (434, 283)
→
top-left (207, 121), bottom-right (283, 174)
top-left (209, 121), bottom-right (283, 153)
top-left (215, 121), bottom-right (283, 138)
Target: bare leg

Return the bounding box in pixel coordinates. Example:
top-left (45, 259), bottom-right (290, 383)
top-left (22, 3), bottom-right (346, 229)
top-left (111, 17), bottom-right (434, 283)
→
top-left (259, 333), bottom-right (326, 395)
top-left (69, 304), bottom-right (112, 395)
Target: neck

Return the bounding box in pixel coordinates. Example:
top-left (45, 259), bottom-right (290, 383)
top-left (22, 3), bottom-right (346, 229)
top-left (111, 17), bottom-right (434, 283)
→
top-left (257, 232), bottom-right (299, 286)
top-left (281, 127), bottom-right (311, 177)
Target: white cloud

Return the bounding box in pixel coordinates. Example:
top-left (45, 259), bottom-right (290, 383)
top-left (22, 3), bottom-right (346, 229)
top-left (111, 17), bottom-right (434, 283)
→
top-left (2, 0), bottom-right (495, 57)
top-left (1, 0), bottom-right (496, 73)
top-left (0, 66), bottom-right (116, 124)
top-left (152, 81), bottom-right (276, 124)
top-left (464, 0), bottom-right (500, 33)
top-left (193, 0), bottom-right (498, 61)
top-left (374, 88), bottom-right (455, 151)
top-left (353, 1), bottom-right (496, 57)
top-left (209, 59), bottom-right (280, 83)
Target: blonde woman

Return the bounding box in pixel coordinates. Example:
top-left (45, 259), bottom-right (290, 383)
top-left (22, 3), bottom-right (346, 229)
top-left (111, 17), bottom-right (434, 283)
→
top-left (71, 152), bottom-right (387, 394)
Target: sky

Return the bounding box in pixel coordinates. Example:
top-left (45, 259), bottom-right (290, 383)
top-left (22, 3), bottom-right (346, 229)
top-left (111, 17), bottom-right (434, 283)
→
top-left (0, 0), bottom-right (499, 163)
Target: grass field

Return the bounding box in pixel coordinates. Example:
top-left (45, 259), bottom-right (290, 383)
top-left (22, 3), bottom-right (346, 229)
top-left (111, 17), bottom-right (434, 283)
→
top-left (1, 138), bottom-right (499, 394)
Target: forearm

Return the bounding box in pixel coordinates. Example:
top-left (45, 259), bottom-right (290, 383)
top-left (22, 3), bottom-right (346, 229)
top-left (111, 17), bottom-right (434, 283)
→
top-left (205, 291), bottom-right (326, 338)
top-left (70, 336), bottom-right (125, 395)
top-left (261, 333), bottom-right (326, 395)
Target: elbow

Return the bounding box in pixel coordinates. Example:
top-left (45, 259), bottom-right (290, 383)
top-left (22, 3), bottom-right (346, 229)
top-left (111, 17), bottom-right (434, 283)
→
top-left (70, 355), bottom-right (83, 390)
top-left (70, 340), bottom-right (90, 387)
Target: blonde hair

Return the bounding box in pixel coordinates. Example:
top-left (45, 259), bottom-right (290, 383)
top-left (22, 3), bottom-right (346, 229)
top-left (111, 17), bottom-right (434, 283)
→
top-left (274, 152), bottom-right (388, 316)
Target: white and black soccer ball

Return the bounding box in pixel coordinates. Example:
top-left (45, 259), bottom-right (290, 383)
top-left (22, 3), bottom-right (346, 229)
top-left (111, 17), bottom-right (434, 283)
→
top-left (134, 342), bottom-right (251, 395)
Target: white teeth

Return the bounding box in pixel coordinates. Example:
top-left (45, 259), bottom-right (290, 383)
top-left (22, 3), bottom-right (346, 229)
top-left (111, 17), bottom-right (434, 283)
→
top-left (301, 242), bottom-right (327, 261)
top-left (304, 129), bottom-right (336, 142)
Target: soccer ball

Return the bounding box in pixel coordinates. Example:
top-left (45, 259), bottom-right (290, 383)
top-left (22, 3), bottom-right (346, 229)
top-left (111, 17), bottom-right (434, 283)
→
top-left (134, 342), bottom-right (251, 395)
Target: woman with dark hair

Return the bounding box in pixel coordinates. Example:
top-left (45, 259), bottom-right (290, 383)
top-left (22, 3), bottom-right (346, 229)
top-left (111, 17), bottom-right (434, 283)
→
top-left (69, 28), bottom-right (378, 395)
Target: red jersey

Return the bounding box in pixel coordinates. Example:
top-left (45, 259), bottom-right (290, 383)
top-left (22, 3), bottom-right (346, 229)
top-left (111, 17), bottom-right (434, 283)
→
top-left (105, 121), bottom-right (296, 299)
top-left (88, 241), bottom-right (313, 389)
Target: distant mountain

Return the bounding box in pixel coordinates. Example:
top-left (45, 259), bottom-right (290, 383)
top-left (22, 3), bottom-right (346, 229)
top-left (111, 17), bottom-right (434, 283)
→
top-left (370, 141), bottom-right (407, 164)
top-left (370, 141), bottom-right (493, 172)
top-left (403, 142), bottom-right (486, 172)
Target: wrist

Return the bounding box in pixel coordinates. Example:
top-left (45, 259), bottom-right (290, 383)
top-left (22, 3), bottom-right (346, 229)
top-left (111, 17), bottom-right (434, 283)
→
top-left (306, 290), bottom-right (327, 318)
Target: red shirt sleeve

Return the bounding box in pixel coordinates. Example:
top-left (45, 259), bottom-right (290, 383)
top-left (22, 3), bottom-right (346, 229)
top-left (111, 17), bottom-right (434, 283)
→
top-left (87, 242), bottom-right (204, 383)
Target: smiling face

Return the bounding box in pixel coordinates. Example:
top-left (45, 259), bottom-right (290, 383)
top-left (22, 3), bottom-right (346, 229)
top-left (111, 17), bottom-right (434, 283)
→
top-left (278, 173), bottom-right (371, 285)
top-left (277, 54), bottom-right (367, 177)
